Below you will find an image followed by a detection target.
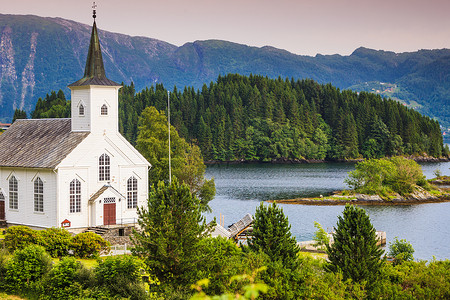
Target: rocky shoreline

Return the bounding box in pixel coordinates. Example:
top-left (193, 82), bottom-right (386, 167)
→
top-left (268, 189), bottom-right (450, 206)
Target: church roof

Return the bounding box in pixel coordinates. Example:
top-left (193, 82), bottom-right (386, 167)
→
top-left (68, 20), bottom-right (120, 87)
top-left (0, 119), bottom-right (89, 169)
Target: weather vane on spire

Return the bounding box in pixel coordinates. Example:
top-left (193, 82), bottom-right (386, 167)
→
top-left (92, 2), bottom-right (97, 19)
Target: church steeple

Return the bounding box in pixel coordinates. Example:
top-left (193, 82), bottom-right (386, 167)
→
top-left (69, 4), bottom-right (121, 134)
top-left (69, 6), bottom-right (120, 87)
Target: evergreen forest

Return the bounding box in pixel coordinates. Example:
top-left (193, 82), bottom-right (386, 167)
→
top-left (29, 74), bottom-right (446, 161)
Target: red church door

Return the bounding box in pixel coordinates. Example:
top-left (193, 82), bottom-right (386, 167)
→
top-left (0, 199), bottom-right (5, 220)
top-left (0, 192), bottom-right (5, 220)
top-left (103, 197), bottom-right (116, 226)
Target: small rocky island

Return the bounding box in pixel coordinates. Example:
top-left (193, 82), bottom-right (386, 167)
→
top-left (270, 157), bottom-right (450, 206)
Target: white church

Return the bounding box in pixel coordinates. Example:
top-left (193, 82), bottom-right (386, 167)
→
top-left (0, 13), bottom-right (150, 230)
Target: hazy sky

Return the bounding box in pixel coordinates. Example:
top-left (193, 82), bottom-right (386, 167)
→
top-left (1, 0), bottom-right (449, 56)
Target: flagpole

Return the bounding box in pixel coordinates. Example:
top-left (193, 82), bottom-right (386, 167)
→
top-left (168, 90), bottom-right (171, 184)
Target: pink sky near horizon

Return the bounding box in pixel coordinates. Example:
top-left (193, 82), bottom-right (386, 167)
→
top-left (1, 0), bottom-right (449, 56)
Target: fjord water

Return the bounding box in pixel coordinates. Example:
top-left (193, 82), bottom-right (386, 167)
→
top-left (205, 161), bottom-right (450, 260)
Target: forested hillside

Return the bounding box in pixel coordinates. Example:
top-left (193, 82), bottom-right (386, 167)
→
top-left (30, 75), bottom-right (446, 161)
top-left (0, 14), bottom-right (449, 130)
top-left (119, 75), bottom-right (445, 161)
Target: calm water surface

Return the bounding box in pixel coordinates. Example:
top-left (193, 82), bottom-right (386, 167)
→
top-left (205, 161), bottom-right (450, 261)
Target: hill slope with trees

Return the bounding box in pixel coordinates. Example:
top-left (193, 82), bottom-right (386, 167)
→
top-left (0, 14), bottom-right (449, 130)
top-left (28, 75), bottom-right (447, 161)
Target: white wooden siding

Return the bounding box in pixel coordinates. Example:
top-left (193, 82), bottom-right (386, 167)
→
top-left (0, 168), bottom-right (57, 228)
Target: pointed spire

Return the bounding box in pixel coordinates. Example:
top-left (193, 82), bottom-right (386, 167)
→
top-left (69, 6), bottom-right (119, 87)
top-left (83, 20), bottom-right (106, 79)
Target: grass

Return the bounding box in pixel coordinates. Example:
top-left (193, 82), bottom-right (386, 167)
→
top-left (298, 251), bottom-right (327, 260)
top-left (50, 257), bottom-right (104, 268)
top-left (0, 293), bottom-right (26, 300)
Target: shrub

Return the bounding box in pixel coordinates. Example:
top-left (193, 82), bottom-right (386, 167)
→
top-left (95, 255), bottom-right (146, 299)
top-left (313, 221), bottom-right (330, 251)
top-left (4, 225), bottom-right (42, 252)
top-left (5, 244), bottom-right (52, 292)
top-left (70, 232), bottom-right (110, 258)
top-left (345, 157), bottom-right (428, 196)
top-left (39, 227), bottom-right (73, 257)
top-left (0, 249), bottom-right (9, 289)
top-left (388, 237), bottom-right (415, 265)
top-left (41, 257), bottom-right (85, 300)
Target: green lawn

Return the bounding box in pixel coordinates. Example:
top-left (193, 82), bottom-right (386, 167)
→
top-left (0, 292), bottom-right (26, 300)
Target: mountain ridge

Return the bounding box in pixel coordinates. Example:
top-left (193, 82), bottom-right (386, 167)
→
top-left (0, 13), bottom-right (448, 128)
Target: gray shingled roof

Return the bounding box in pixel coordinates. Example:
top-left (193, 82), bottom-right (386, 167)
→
top-left (0, 119), bottom-right (89, 169)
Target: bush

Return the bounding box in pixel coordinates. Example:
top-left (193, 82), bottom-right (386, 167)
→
top-left (4, 225), bottom-right (42, 252)
top-left (41, 257), bottom-right (85, 300)
top-left (5, 244), bottom-right (52, 292)
top-left (0, 249), bottom-right (9, 289)
top-left (345, 157), bottom-right (428, 196)
top-left (388, 237), bottom-right (415, 265)
top-left (313, 221), bottom-right (330, 251)
top-left (39, 227), bottom-right (73, 257)
top-left (70, 232), bottom-right (110, 258)
top-left (95, 255), bottom-right (146, 300)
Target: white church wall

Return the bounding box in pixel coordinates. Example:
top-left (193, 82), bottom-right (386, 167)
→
top-left (90, 86), bottom-right (119, 134)
top-left (57, 167), bottom-right (90, 228)
top-left (1, 168), bottom-right (57, 228)
top-left (71, 88), bottom-right (91, 132)
top-left (58, 131), bottom-right (149, 228)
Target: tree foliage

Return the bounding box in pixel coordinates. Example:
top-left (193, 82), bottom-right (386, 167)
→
top-left (4, 245), bottom-right (52, 291)
top-left (313, 221), bottom-right (330, 251)
top-left (136, 106), bottom-right (215, 210)
top-left (12, 109), bottom-right (27, 123)
top-left (31, 89), bottom-right (70, 119)
top-left (70, 232), bottom-right (110, 258)
top-left (326, 205), bottom-right (384, 284)
top-left (131, 178), bottom-right (212, 288)
top-left (388, 237), bottom-right (415, 265)
top-left (118, 75), bottom-right (445, 161)
top-left (32, 75), bottom-right (445, 162)
top-left (345, 156), bottom-right (429, 196)
top-left (4, 225), bottom-right (42, 252)
top-left (248, 202), bottom-right (299, 270)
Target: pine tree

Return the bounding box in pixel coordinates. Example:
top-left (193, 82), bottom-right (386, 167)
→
top-left (248, 202), bottom-right (299, 270)
top-left (326, 205), bottom-right (384, 284)
top-left (131, 178), bottom-right (212, 287)
top-left (12, 109), bottom-right (27, 123)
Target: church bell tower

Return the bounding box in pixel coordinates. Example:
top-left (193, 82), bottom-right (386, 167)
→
top-left (68, 5), bottom-right (121, 134)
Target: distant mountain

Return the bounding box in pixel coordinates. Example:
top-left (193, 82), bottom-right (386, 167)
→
top-left (0, 14), bottom-right (449, 128)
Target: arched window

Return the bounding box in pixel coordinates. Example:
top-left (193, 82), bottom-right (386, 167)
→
top-left (9, 176), bottom-right (18, 209)
top-left (70, 179), bottom-right (81, 213)
top-left (127, 176), bottom-right (137, 209)
top-left (101, 104), bottom-right (108, 115)
top-left (79, 104), bottom-right (85, 116)
top-left (34, 177), bottom-right (43, 212)
top-left (99, 153), bottom-right (110, 181)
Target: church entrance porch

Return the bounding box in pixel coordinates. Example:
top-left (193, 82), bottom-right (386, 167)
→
top-left (103, 197), bottom-right (116, 225)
